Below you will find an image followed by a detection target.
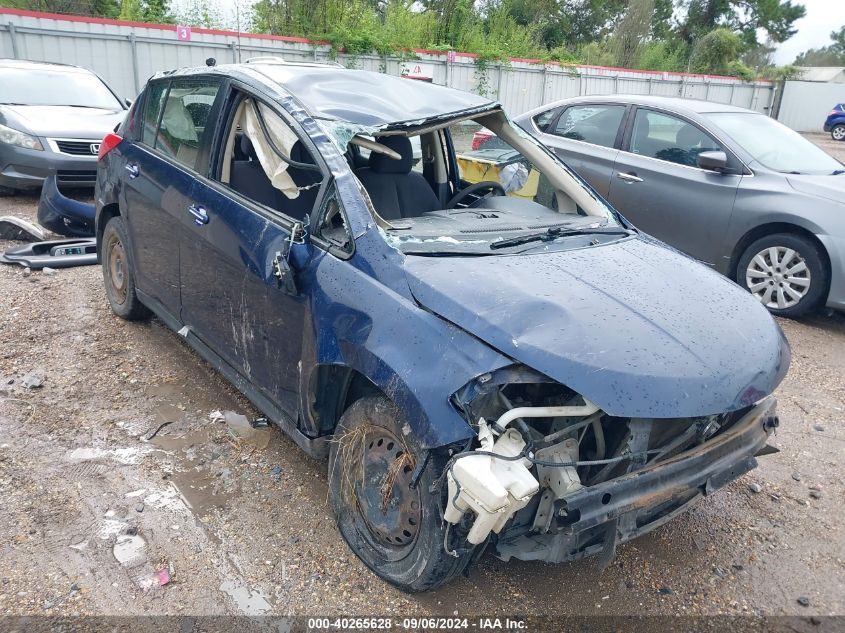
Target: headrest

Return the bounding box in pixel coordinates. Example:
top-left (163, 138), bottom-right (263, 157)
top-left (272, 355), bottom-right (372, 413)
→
top-left (676, 125), bottom-right (707, 148)
top-left (240, 134), bottom-right (256, 159)
top-left (290, 141), bottom-right (315, 165)
top-left (369, 136), bottom-right (413, 174)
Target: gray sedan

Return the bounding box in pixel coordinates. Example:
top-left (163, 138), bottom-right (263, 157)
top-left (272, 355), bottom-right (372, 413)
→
top-left (0, 59), bottom-right (126, 194)
top-left (514, 96), bottom-right (845, 318)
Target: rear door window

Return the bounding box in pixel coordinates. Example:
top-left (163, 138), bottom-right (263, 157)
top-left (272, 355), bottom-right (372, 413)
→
top-left (141, 81), bottom-right (168, 147)
top-left (552, 104), bottom-right (626, 148)
top-left (153, 79), bottom-right (221, 170)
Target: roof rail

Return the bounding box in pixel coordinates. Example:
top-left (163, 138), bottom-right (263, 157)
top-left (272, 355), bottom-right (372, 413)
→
top-left (245, 56), bottom-right (287, 64)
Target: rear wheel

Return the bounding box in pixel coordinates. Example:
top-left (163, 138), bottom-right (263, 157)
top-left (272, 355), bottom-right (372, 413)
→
top-left (736, 233), bottom-right (828, 318)
top-left (101, 216), bottom-right (151, 321)
top-left (831, 124), bottom-right (845, 141)
top-left (328, 396), bottom-right (474, 592)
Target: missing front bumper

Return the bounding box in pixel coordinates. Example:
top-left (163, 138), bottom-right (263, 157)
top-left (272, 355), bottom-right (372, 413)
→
top-left (494, 397), bottom-right (777, 564)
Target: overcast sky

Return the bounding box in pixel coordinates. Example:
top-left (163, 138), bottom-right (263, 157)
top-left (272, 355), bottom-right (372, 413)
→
top-left (190, 0), bottom-right (841, 66)
top-left (771, 0), bottom-right (842, 64)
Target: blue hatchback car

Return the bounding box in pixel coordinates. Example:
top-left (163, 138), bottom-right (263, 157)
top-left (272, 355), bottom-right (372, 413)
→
top-left (95, 59), bottom-right (788, 591)
top-left (825, 103), bottom-right (845, 141)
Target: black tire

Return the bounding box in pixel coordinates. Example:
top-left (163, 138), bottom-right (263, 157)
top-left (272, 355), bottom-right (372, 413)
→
top-left (831, 124), bottom-right (845, 142)
top-left (101, 216), bottom-right (152, 321)
top-left (736, 233), bottom-right (828, 318)
top-left (0, 185), bottom-right (16, 197)
top-left (328, 396), bottom-right (473, 592)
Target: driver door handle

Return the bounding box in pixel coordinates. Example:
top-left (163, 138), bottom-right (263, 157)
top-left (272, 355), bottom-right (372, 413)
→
top-left (617, 172), bottom-right (643, 183)
top-left (124, 163), bottom-right (139, 179)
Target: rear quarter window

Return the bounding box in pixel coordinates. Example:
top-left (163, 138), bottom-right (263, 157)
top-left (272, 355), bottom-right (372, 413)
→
top-left (141, 81), bottom-right (168, 147)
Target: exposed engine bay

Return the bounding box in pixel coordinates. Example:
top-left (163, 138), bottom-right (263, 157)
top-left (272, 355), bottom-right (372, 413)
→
top-left (443, 365), bottom-right (779, 565)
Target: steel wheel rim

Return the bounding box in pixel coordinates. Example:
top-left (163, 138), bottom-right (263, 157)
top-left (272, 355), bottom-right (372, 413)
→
top-left (351, 429), bottom-right (421, 551)
top-left (107, 235), bottom-right (128, 304)
top-left (834, 126), bottom-right (845, 140)
top-left (746, 246), bottom-right (811, 310)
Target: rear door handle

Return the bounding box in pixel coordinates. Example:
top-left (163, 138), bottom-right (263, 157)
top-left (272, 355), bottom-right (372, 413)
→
top-left (188, 204), bottom-right (209, 225)
top-left (124, 163), bottom-right (139, 179)
top-left (617, 172), bottom-right (643, 183)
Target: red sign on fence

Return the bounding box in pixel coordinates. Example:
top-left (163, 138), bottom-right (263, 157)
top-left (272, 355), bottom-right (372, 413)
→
top-left (176, 25), bottom-right (191, 41)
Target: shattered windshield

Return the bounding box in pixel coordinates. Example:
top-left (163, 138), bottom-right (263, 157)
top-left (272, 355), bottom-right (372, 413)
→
top-left (351, 111), bottom-right (627, 256)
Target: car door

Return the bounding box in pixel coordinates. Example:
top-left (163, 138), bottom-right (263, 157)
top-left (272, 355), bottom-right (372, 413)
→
top-left (607, 107), bottom-right (742, 266)
top-left (121, 79), bottom-right (199, 317)
top-left (179, 87), bottom-right (325, 415)
top-left (531, 103), bottom-right (627, 197)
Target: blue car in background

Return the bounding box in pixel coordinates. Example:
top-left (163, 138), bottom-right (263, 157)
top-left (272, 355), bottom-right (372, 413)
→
top-left (825, 103), bottom-right (845, 141)
top-left (95, 59), bottom-right (787, 591)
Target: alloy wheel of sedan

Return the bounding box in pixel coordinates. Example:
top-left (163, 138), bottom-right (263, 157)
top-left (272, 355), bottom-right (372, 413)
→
top-left (832, 124), bottom-right (845, 141)
top-left (745, 246), bottom-right (811, 310)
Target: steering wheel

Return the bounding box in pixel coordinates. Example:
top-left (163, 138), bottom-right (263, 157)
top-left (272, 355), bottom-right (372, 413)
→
top-left (446, 180), bottom-right (506, 209)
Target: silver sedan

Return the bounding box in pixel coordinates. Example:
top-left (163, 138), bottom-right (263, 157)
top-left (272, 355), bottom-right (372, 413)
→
top-left (513, 95), bottom-right (845, 318)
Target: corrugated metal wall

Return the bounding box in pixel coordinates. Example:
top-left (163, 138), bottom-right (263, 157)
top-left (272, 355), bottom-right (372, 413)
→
top-left (776, 81), bottom-right (845, 132)
top-left (0, 9), bottom-right (775, 118)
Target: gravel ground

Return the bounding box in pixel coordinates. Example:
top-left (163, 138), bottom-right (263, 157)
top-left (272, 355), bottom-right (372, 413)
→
top-left (1, 136), bottom-right (844, 622)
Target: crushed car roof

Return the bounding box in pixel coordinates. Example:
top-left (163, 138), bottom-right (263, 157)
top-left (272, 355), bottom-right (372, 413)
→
top-left (157, 61), bottom-right (498, 127)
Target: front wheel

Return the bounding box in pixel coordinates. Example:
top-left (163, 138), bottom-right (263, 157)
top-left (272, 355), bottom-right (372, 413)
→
top-left (831, 124), bottom-right (845, 141)
top-left (736, 233), bottom-right (828, 318)
top-left (328, 396), bottom-right (474, 592)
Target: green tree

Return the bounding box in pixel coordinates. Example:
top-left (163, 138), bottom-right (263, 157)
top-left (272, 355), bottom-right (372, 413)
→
top-left (689, 27), bottom-right (743, 74)
top-left (1, 0), bottom-right (120, 17)
top-left (793, 25), bottom-right (845, 66)
top-left (610, 0), bottom-right (655, 68)
top-left (677, 0), bottom-right (805, 48)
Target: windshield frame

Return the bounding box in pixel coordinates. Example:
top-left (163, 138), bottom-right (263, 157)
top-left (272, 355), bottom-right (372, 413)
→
top-left (705, 111), bottom-right (843, 175)
top-left (358, 109), bottom-right (629, 256)
top-left (0, 67), bottom-right (124, 110)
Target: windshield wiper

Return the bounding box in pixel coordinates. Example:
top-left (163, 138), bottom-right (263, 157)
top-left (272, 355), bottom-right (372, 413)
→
top-left (490, 225), bottom-right (633, 250)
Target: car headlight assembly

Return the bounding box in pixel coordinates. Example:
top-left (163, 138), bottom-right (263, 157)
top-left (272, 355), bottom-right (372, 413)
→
top-left (0, 123), bottom-right (43, 151)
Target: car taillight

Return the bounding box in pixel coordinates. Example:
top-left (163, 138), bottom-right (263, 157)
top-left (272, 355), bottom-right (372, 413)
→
top-left (98, 133), bottom-right (123, 161)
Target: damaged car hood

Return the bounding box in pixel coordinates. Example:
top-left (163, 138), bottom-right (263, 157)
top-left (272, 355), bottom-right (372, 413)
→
top-left (403, 237), bottom-right (790, 418)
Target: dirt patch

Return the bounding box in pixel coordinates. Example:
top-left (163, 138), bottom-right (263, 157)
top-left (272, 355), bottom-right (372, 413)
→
top-left (1, 180), bottom-right (844, 617)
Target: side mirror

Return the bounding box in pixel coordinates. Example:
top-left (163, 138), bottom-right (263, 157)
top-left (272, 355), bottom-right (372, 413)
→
top-left (124, 98), bottom-right (133, 108)
top-left (697, 150), bottom-right (728, 172)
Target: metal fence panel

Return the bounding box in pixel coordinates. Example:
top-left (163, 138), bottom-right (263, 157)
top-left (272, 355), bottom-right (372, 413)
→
top-left (776, 80), bottom-right (845, 132)
top-left (0, 9), bottom-right (776, 122)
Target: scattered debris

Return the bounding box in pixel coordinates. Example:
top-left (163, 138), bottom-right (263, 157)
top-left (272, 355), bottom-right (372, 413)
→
top-left (135, 503), bottom-right (145, 513)
top-left (270, 466), bottom-right (282, 477)
top-left (112, 534), bottom-right (147, 567)
top-left (21, 369), bottom-right (46, 389)
top-left (813, 424), bottom-right (825, 432)
top-left (250, 416), bottom-right (270, 428)
top-left (0, 215), bottom-right (45, 242)
top-left (143, 420), bottom-right (175, 441)
top-left (156, 564), bottom-right (172, 586)
top-left (0, 237), bottom-right (97, 269)
top-left (37, 174), bottom-right (95, 237)
top-left (225, 411), bottom-right (271, 449)
top-left (748, 482), bottom-right (762, 494)
top-left (42, 266), bottom-right (58, 276)
top-left (209, 410), bottom-right (225, 423)
top-left (809, 489), bottom-right (822, 500)
top-left (791, 472), bottom-right (802, 482)
top-left (797, 596), bottom-right (811, 607)
top-left (658, 586), bottom-right (674, 595)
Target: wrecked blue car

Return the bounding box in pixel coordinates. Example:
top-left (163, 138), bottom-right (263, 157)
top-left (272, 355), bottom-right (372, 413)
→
top-left (95, 59), bottom-right (789, 592)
